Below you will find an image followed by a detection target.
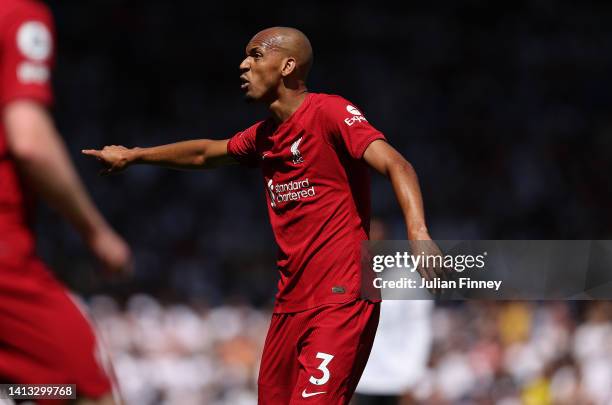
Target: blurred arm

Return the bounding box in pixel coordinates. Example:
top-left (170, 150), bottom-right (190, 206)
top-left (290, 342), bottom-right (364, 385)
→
top-left (82, 139), bottom-right (237, 174)
top-left (363, 139), bottom-right (430, 240)
top-left (4, 100), bottom-right (131, 272)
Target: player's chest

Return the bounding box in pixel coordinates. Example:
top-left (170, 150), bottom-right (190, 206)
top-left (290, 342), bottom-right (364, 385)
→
top-left (257, 127), bottom-right (335, 179)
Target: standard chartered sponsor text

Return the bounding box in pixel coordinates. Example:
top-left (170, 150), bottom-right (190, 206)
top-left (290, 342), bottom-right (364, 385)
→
top-left (271, 178), bottom-right (316, 203)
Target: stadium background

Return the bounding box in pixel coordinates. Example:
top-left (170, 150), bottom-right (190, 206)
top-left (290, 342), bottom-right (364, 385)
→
top-left (34, 1), bottom-right (612, 404)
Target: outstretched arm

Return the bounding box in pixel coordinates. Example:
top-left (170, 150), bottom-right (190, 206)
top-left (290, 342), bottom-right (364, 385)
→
top-left (82, 139), bottom-right (236, 174)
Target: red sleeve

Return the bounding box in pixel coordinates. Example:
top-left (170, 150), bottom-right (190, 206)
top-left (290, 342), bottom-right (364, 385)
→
top-left (319, 95), bottom-right (386, 159)
top-left (0, 2), bottom-right (55, 108)
top-left (226, 121), bottom-right (263, 168)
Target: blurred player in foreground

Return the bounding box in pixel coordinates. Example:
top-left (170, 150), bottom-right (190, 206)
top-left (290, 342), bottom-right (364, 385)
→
top-left (0, 1), bottom-right (131, 404)
top-left (353, 219), bottom-right (434, 405)
top-left (83, 26), bottom-right (441, 404)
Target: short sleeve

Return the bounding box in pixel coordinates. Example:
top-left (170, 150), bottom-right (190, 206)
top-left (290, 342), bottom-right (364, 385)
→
top-left (319, 96), bottom-right (386, 159)
top-left (0, 2), bottom-right (55, 108)
top-left (227, 121), bottom-right (263, 168)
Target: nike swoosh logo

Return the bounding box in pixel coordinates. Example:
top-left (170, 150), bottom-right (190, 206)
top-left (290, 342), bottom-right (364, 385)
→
top-left (302, 389), bottom-right (326, 398)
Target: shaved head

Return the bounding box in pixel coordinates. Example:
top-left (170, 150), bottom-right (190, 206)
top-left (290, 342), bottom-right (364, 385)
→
top-left (247, 27), bottom-right (313, 80)
top-left (239, 27), bottom-right (313, 105)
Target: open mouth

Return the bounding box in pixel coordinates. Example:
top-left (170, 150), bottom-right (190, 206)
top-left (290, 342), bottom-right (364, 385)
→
top-left (240, 77), bottom-right (249, 90)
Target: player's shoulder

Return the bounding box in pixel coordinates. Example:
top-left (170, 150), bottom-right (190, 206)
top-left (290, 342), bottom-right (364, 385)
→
top-left (236, 118), bottom-right (273, 139)
top-left (1, 0), bottom-right (52, 23)
top-left (309, 92), bottom-right (366, 123)
top-left (1, 0), bottom-right (53, 40)
top-left (249, 118), bottom-right (274, 132)
top-left (310, 92), bottom-right (352, 108)
top-left (310, 92), bottom-right (363, 113)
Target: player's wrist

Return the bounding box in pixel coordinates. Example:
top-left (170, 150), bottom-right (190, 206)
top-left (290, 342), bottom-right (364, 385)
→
top-left (407, 225), bottom-right (430, 240)
top-left (76, 214), bottom-right (110, 245)
top-left (126, 147), bottom-right (143, 164)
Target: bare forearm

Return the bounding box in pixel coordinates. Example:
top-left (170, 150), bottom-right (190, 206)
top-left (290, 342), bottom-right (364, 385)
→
top-left (130, 140), bottom-right (214, 169)
top-left (4, 102), bottom-right (131, 273)
top-left (84, 139), bottom-right (234, 173)
top-left (387, 160), bottom-right (430, 239)
top-left (5, 105), bottom-right (108, 238)
top-left (364, 141), bottom-right (431, 239)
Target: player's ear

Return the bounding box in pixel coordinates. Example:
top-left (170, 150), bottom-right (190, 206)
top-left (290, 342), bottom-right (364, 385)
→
top-left (281, 57), bottom-right (297, 77)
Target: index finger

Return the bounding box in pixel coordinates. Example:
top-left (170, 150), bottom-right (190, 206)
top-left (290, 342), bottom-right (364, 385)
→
top-left (81, 149), bottom-right (102, 157)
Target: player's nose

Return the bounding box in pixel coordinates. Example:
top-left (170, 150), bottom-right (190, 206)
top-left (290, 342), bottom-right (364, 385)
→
top-left (239, 57), bottom-right (250, 71)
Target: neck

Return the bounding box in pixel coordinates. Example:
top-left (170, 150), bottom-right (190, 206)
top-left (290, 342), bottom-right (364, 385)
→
top-left (267, 87), bottom-right (309, 123)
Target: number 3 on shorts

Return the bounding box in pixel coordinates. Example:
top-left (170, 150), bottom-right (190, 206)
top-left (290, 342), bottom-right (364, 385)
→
top-left (309, 352), bottom-right (334, 386)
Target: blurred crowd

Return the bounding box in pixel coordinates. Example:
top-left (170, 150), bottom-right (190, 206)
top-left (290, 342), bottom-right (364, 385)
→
top-left (89, 296), bottom-right (612, 405)
top-left (90, 294), bottom-right (267, 405)
top-left (422, 301), bottom-right (612, 405)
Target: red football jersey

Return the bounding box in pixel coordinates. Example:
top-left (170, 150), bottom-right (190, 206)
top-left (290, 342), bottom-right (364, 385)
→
top-left (0, 0), bottom-right (55, 268)
top-left (228, 93), bottom-right (386, 312)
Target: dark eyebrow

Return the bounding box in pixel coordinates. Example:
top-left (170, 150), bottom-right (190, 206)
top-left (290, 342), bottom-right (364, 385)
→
top-left (247, 46), bottom-right (263, 56)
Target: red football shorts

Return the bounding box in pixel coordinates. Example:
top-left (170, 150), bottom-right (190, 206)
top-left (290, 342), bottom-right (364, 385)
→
top-left (258, 299), bottom-right (380, 404)
top-left (0, 259), bottom-right (113, 404)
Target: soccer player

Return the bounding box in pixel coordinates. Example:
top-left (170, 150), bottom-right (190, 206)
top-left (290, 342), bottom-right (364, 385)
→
top-left (0, 1), bottom-right (131, 404)
top-left (83, 26), bottom-right (439, 404)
